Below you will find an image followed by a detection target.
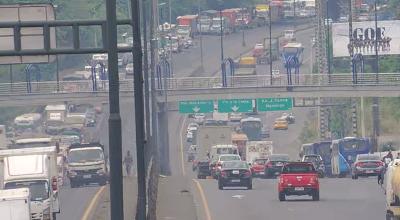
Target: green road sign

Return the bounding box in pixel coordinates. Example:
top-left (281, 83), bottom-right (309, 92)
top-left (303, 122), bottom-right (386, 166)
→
top-left (257, 98), bottom-right (293, 111)
top-left (179, 100), bottom-right (214, 113)
top-left (218, 99), bottom-right (253, 113)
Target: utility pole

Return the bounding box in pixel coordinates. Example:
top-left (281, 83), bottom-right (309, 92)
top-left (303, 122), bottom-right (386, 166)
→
top-left (168, 0), bottom-right (173, 76)
top-left (326, 0), bottom-right (331, 75)
top-left (269, 1), bottom-right (273, 85)
top-left (142, 0), bottom-right (151, 157)
top-left (374, 0), bottom-right (379, 83)
top-left (219, 8), bottom-right (225, 87)
top-left (241, 8), bottom-right (245, 47)
top-left (198, 1), bottom-right (204, 71)
top-left (130, 0), bottom-right (147, 219)
top-left (105, 0), bottom-right (124, 218)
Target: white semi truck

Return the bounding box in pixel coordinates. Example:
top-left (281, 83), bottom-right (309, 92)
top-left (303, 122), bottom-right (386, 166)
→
top-left (196, 126), bottom-right (232, 160)
top-left (385, 159), bottom-right (400, 219)
top-left (0, 147), bottom-right (60, 220)
top-left (0, 188), bottom-right (31, 220)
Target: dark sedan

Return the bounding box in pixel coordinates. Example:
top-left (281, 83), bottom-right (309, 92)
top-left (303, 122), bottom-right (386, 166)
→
top-left (265, 154), bottom-right (290, 178)
top-left (218, 161), bottom-right (252, 190)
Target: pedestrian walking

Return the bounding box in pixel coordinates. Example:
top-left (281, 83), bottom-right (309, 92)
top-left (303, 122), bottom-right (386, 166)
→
top-left (123, 150), bottom-right (134, 176)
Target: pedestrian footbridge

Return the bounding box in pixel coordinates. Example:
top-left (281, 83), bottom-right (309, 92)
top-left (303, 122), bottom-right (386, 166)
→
top-left (1, 73), bottom-right (400, 106)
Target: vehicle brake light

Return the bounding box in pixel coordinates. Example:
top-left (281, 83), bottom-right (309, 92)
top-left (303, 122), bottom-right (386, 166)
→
top-left (377, 161), bottom-right (384, 167)
top-left (52, 176), bottom-right (58, 191)
top-left (355, 162), bottom-right (364, 168)
top-left (266, 162), bottom-right (272, 168)
top-left (221, 171), bottom-right (227, 177)
top-left (309, 177), bottom-right (317, 184)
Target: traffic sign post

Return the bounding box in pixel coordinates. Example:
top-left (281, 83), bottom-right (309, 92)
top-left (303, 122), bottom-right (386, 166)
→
top-left (257, 98), bottom-right (293, 111)
top-left (218, 99), bottom-right (253, 113)
top-left (179, 100), bottom-right (214, 113)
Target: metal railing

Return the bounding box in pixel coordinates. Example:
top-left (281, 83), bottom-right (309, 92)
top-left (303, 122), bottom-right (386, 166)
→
top-left (0, 73), bottom-right (399, 96)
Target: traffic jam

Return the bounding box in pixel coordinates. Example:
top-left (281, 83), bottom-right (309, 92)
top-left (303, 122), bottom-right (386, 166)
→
top-left (0, 103), bottom-right (108, 220)
top-left (185, 109), bottom-right (394, 204)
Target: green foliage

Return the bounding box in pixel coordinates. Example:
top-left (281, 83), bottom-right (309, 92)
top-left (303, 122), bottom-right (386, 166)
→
top-left (299, 121), bottom-right (318, 144)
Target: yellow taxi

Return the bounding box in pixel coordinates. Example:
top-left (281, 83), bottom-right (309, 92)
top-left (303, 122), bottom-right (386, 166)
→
top-left (274, 117), bottom-right (288, 130)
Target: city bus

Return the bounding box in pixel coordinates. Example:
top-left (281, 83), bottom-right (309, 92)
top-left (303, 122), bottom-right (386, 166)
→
top-left (331, 137), bottom-right (371, 177)
top-left (240, 117), bottom-right (262, 141)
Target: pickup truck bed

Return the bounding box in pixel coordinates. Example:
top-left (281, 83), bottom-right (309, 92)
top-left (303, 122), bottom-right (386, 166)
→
top-left (278, 162), bottom-right (319, 201)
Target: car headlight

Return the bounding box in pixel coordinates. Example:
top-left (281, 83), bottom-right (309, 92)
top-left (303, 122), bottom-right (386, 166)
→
top-left (68, 170), bottom-right (77, 177)
top-left (96, 169), bottom-right (106, 175)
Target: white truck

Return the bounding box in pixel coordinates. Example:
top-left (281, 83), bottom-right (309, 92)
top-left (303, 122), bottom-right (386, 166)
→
top-left (196, 126), bottom-right (232, 160)
top-left (0, 125), bottom-right (6, 150)
top-left (45, 104), bottom-right (67, 135)
top-left (212, 112), bottom-right (229, 125)
top-left (385, 159), bottom-right (400, 219)
top-left (245, 141), bottom-right (273, 164)
top-left (0, 188), bottom-right (31, 220)
top-left (67, 143), bottom-right (108, 188)
top-left (0, 147), bottom-right (61, 220)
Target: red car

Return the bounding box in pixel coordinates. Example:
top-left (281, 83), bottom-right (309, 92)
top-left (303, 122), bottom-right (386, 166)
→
top-left (250, 158), bottom-right (268, 177)
top-left (278, 162), bottom-right (320, 201)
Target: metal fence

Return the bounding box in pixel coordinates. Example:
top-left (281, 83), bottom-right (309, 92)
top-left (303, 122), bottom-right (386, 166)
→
top-left (0, 73), bottom-right (400, 96)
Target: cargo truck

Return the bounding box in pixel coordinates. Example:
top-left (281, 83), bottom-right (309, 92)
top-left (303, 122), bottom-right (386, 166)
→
top-left (67, 143), bottom-right (108, 188)
top-left (252, 38), bottom-right (279, 64)
top-left (176, 15), bottom-right (198, 38)
top-left (0, 188), bottom-right (31, 220)
top-left (385, 159), bottom-right (400, 219)
top-left (45, 104), bottom-right (67, 135)
top-left (196, 126), bottom-right (232, 160)
top-left (198, 10), bottom-right (218, 34)
top-left (245, 141), bottom-right (273, 164)
top-left (0, 147), bottom-right (60, 220)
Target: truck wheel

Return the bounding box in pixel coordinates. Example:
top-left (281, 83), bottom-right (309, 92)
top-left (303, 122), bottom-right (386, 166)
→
top-left (312, 190), bottom-right (320, 201)
top-left (218, 181), bottom-right (224, 190)
top-left (52, 213), bottom-right (57, 220)
top-left (279, 192), bottom-right (286, 201)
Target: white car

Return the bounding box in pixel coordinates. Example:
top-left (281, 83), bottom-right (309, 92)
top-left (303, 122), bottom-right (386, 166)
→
top-left (125, 63), bottom-right (134, 75)
top-left (194, 114), bottom-right (206, 125)
top-left (187, 123), bottom-right (199, 133)
top-left (272, 69), bottom-right (281, 79)
top-left (186, 131), bottom-right (193, 142)
top-left (230, 113), bottom-right (242, 122)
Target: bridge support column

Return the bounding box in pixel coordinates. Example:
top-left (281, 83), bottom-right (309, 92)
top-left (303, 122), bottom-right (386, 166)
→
top-left (158, 102), bottom-right (171, 175)
top-left (372, 97), bottom-right (380, 152)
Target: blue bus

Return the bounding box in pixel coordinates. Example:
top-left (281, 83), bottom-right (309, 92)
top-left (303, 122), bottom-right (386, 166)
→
top-left (331, 137), bottom-right (372, 177)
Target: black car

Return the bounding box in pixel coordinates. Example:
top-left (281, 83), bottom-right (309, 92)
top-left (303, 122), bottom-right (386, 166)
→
top-left (265, 154), bottom-right (290, 178)
top-left (197, 161), bottom-right (211, 179)
top-left (218, 161), bottom-right (252, 190)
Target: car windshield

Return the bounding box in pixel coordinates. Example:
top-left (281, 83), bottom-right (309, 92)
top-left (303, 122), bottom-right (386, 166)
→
top-left (282, 164), bottom-right (315, 174)
top-left (254, 159), bottom-right (267, 165)
top-left (5, 180), bottom-right (49, 201)
top-left (220, 155), bottom-right (240, 161)
top-left (269, 155), bottom-right (290, 161)
top-left (222, 161), bottom-right (248, 169)
top-left (68, 148), bottom-right (104, 163)
top-left (358, 155), bottom-right (380, 161)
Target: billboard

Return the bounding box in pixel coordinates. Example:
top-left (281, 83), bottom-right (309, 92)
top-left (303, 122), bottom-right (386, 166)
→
top-left (331, 20), bottom-right (400, 57)
top-left (0, 4), bottom-right (56, 64)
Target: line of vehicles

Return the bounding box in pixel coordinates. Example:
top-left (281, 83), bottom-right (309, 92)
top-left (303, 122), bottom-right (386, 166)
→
top-left (0, 103), bottom-right (108, 220)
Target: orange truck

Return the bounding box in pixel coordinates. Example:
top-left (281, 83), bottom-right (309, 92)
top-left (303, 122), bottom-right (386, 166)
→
top-left (176, 15), bottom-right (198, 38)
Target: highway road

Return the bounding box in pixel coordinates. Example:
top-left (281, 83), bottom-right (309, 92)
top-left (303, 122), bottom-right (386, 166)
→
top-left (56, 19), bottom-right (314, 220)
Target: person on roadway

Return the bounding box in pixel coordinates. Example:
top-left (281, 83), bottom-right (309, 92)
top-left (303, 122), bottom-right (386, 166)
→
top-left (123, 150), bottom-right (134, 176)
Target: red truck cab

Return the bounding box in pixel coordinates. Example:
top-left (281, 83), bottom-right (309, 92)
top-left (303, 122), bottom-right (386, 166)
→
top-left (278, 162), bottom-right (319, 201)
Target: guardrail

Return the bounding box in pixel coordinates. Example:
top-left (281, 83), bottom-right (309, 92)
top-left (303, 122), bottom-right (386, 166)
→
top-left (0, 73), bottom-right (399, 96)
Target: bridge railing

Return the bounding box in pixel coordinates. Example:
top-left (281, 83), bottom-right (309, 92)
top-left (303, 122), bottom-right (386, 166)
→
top-left (0, 73), bottom-right (400, 96)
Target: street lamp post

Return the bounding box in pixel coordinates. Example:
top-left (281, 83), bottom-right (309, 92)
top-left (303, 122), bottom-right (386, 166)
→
top-left (326, 0), bottom-right (331, 75)
top-left (219, 9), bottom-right (226, 87)
top-left (198, 1), bottom-right (204, 71)
top-left (241, 9), bottom-right (246, 47)
top-left (269, 1), bottom-right (273, 85)
top-left (374, 0), bottom-right (379, 83)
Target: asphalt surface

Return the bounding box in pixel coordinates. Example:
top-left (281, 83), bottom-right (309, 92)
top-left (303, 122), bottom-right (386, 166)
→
top-left (58, 19), bottom-right (315, 220)
top-left (170, 23), bottom-right (388, 220)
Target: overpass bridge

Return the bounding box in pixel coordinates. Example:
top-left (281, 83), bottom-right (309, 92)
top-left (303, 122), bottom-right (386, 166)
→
top-left (1, 73), bottom-right (400, 106)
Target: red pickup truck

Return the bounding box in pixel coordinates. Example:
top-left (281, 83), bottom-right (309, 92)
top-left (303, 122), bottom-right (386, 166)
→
top-left (278, 162), bottom-right (319, 201)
